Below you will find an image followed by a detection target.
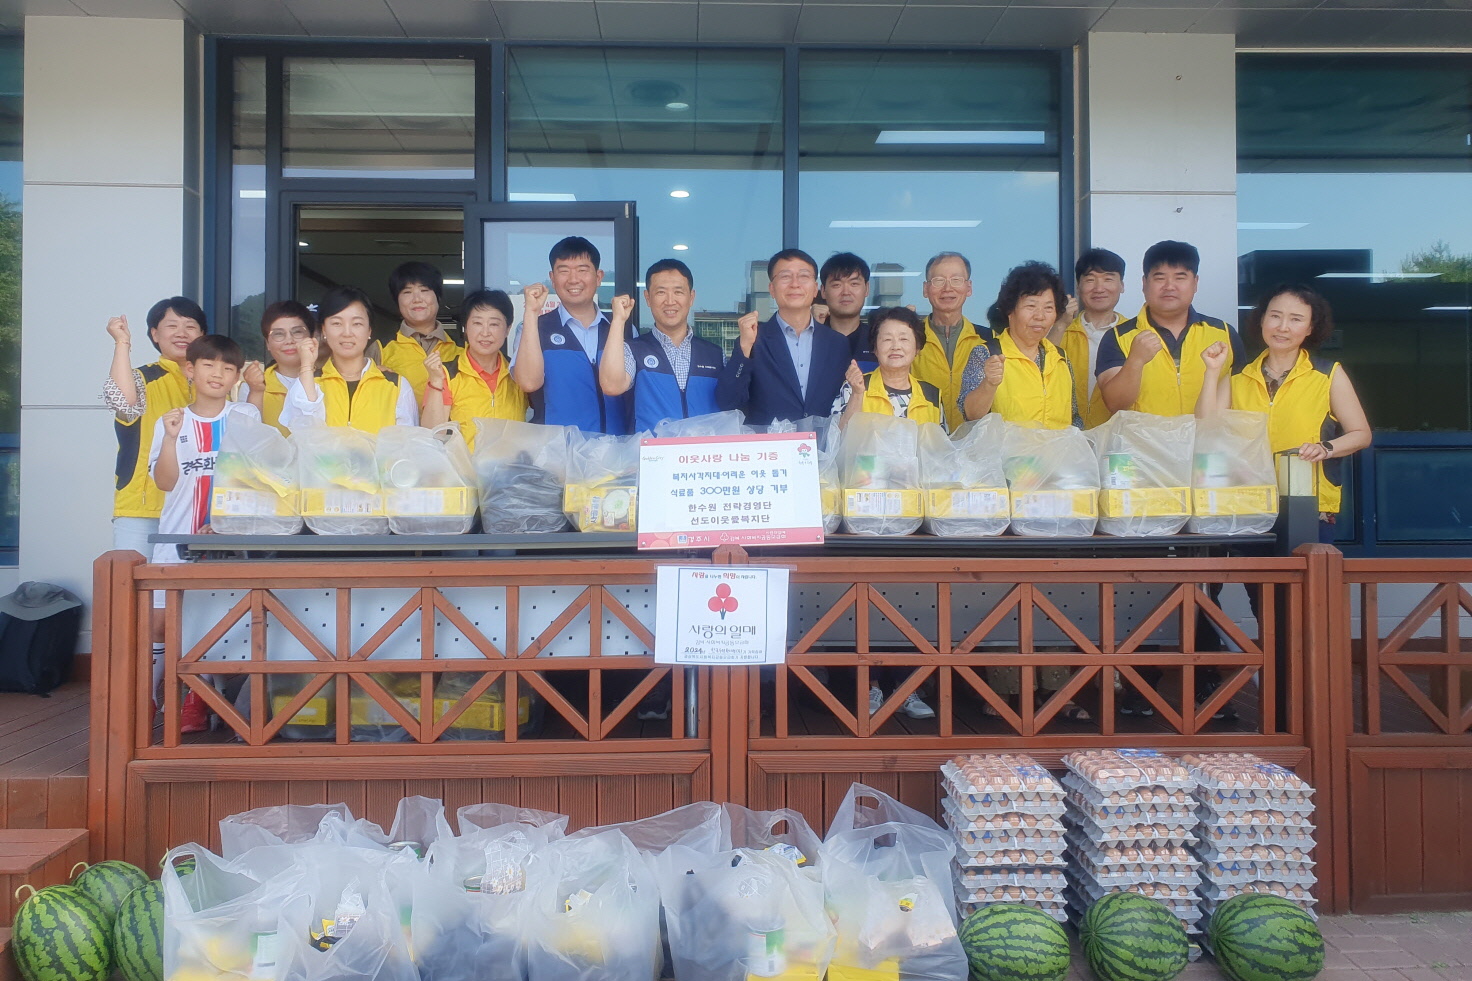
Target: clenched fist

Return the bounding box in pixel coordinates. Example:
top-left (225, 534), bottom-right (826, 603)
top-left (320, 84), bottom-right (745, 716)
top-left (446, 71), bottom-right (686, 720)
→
top-left (106, 315), bottom-right (131, 345)
top-left (523, 283), bottom-right (549, 319)
top-left (423, 348), bottom-right (446, 387)
top-left (983, 352), bottom-right (1005, 387)
top-left (845, 359), bottom-right (865, 392)
top-left (243, 361), bottom-right (266, 393)
top-left (737, 311), bottom-right (760, 358)
top-left (610, 294), bottom-right (636, 323)
top-left (161, 407), bottom-right (185, 438)
top-left (1128, 330), bottom-right (1164, 364)
top-left (1200, 340), bottom-right (1228, 373)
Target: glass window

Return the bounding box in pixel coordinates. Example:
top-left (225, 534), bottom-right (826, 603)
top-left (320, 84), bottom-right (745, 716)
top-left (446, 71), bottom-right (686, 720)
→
top-left (1238, 55), bottom-right (1472, 433)
top-left (284, 57), bottom-right (475, 179)
top-left (799, 50), bottom-right (1062, 317)
top-left (0, 35), bottom-right (19, 563)
top-left (231, 56), bottom-right (267, 359)
top-left (508, 47), bottom-right (783, 348)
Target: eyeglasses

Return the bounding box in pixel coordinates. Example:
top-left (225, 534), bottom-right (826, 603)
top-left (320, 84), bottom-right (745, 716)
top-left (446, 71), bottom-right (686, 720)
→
top-left (772, 272), bottom-right (816, 286)
top-left (267, 327), bottom-right (311, 342)
top-left (928, 276), bottom-right (970, 289)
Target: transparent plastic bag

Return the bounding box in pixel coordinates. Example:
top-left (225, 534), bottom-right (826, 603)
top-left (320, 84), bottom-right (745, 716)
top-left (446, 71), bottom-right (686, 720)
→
top-left (211, 415), bottom-right (303, 535)
top-left (920, 418), bottom-right (1010, 537)
top-left (522, 830), bottom-right (661, 981)
top-left (567, 800), bottom-right (728, 856)
top-left (472, 418), bottom-right (573, 534)
top-left (272, 846), bottom-right (418, 981)
top-left (376, 425), bottom-right (477, 535)
top-left (655, 845), bottom-right (835, 981)
top-left (769, 416), bottom-right (840, 534)
top-left (162, 843), bottom-right (304, 981)
top-left (654, 410), bottom-right (747, 438)
top-left (1190, 410), bottom-right (1278, 535)
top-left (827, 782), bottom-right (944, 838)
top-left (458, 802), bottom-right (570, 837)
top-left (1002, 422), bottom-right (1100, 537)
top-left (564, 431), bottom-right (639, 533)
top-left (822, 822), bottom-right (966, 981)
top-left (722, 804), bottom-right (824, 870)
top-left (291, 426), bottom-right (388, 536)
top-left (839, 412), bottom-right (923, 536)
top-left (219, 803), bottom-right (353, 860)
top-left (1090, 411), bottom-right (1195, 537)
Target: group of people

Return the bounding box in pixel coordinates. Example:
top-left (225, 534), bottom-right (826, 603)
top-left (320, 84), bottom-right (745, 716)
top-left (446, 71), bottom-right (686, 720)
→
top-left (103, 234), bottom-right (1371, 729)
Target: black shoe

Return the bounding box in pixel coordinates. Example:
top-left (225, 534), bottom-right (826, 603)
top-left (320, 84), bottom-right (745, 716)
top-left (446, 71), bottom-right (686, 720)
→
top-left (1119, 692), bottom-right (1154, 717)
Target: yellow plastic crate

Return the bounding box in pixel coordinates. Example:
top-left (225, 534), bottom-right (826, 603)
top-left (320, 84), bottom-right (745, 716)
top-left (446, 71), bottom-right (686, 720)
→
top-left (1100, 486), bottom-right (1191, 518)
top-left (212, 487), bottom-right (295, 517)
top-left (747, 966), bottom-right (823, 981)
top-left (828, 960), bottom-right (900, 981)
top-left (271, 694), bottom-right (331, 728)
top-left (382, 486), bottom-right (475, 517)
top-left (1193, 485), bottom-right (1278, 517)
top-left (843, 488), bottom-right (923, 518)
top-left (298, 488), bottom-right (383, 518)
top-left (821, 484), bottom-right (840, 515)
top-left (348, 694), bottom-right (531, 731)
top-left (1011, 489), bottom-right (1098, 519)
top-left (565, 483), bottom-right (637, 531)
top-left (924, 488), bottom-right (1010, 519)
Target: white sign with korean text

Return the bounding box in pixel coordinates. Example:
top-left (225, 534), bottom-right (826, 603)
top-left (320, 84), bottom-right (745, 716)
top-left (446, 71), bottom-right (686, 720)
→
top-left (654, 565), bottom-right (790, 665)
top-left (637, 432), bottom-right (824, 549)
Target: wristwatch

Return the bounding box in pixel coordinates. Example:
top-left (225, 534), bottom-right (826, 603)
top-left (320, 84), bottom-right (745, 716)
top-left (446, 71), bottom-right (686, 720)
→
top-left (1320, 440), bottom-right (1334, 457)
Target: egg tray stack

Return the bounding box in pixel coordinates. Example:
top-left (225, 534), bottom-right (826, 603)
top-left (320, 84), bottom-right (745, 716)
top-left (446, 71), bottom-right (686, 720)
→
top-left (941, 754), bottom-right (1069, 922)
top-left (1181, 752), bottom-right (1318, 920)
top-left (1061, 749), bottom-right (1204, 957)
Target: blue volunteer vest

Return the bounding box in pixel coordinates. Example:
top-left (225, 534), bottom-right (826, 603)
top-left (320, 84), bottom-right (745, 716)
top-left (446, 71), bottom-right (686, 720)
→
top-left (531, 310), bottom-right (632, 435)
top-left (628, 331), bottom-right (723, 432)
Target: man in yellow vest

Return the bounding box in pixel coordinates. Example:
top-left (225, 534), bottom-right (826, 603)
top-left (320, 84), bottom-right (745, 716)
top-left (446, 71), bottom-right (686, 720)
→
top-left (915, 251), bottom-right (990, 430)
top-left (1052, 248), bottom-right (1128, 430)
top-left (1095, 240), bottom-right (1245, 416)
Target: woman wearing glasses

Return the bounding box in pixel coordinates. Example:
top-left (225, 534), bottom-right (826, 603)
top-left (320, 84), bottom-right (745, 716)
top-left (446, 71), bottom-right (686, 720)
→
top-left (257, 300), bottom-right (318, 432)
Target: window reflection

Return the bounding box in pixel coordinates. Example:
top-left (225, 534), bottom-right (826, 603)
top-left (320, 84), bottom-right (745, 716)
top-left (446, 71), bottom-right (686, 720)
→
top-left (231, 56), bottom-right (266, 359)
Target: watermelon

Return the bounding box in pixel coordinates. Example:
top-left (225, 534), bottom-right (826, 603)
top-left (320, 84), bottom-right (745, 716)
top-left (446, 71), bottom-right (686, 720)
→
top-left (960, 904), bottom-right (1071, 981)
top-left (1207, 894), bottom-right (1324, 981)
top-left (113, 881), bottom-right (163, 981)
top-left (10, 884), bottom-right (113, 981)
top-left (1080, 891), bottom-right (1189, 981)
top-left (70, 861), bottom-right (150, 928)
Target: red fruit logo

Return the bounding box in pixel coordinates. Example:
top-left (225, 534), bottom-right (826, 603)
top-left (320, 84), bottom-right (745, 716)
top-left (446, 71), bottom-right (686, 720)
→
top-left (707, 583), bottom-right (739, 619)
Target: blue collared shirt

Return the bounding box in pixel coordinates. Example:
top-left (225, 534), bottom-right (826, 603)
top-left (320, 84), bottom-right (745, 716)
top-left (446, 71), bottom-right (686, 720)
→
top-left (777, 314), bottom-right (816, 400)
top-left (557, 305), bottom-right (609, 362)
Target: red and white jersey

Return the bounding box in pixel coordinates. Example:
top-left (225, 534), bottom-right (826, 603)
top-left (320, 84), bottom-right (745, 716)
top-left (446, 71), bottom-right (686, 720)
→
top-left (147, 402), bottom-right (260, 562)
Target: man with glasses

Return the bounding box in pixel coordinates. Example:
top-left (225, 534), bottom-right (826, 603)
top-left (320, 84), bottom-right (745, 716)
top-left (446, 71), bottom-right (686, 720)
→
top-left (916, 251), bottom-right (989, 430)
top-left (717, 248), bottom-right (850, 426)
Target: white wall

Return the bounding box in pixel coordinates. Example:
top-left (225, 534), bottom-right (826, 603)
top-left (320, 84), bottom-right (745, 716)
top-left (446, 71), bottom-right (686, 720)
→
top-left (1082, 32), bottom-right (1239, 326)
top-left (19, 17), bottom-right (190, 651)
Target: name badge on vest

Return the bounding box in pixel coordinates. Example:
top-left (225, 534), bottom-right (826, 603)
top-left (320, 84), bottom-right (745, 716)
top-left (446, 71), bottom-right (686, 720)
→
top-left (550, 333), bottom-right (567, 346)
top-left (643, 355), bottom-right (660, 369)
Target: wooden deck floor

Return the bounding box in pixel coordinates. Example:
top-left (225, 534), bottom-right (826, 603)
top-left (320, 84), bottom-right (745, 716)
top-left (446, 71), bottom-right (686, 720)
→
top-left (0, 683), bottom-right (89, 830)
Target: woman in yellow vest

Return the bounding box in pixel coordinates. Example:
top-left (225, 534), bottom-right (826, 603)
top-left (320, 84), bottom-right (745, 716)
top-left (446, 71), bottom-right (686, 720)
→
top-left (832, 306), bottom-right (945, 430)
top-left (281, 286), bottom-right (418, 433)
top-left (1197, 283), bottom-right (1370, 541)
top-left (958, 261), bottom-right (1076, 429)
top-left (420, 288), bottom-right (528, 450)
top-left (256, 300), bottom-right (317, 433)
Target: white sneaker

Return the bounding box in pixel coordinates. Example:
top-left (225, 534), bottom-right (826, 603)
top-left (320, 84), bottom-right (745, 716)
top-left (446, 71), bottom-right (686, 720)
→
top-left (868, 686), bottom-right (883, 715)
top-left (901, 692), bottom-right (936, 719)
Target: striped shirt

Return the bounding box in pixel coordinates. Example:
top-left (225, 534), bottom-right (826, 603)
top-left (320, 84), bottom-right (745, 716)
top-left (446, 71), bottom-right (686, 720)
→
top-left (147, 402), bottom-right (260, 563)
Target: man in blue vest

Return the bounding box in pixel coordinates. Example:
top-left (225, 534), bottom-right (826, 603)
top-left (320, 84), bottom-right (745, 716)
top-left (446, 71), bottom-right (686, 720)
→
top-left (599, 258), bottom-right (725, 433)
top-left (716, 248), bottom-right (851, 426)
top-left (512, 236), bottom-right (633, 433)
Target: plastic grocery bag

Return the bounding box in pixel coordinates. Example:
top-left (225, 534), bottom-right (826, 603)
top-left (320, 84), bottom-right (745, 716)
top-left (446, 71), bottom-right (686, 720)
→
top-left (291, 425), bottom-right (388, 536)
top-left (472, 418), bottom-right (572, 534)
top-left (654, 410), bottom-right (747, 438)
top-left (211, 415), bottom-right (303, 535)
top-left (564, 431), bottom-right (640, 532)
top-left (162, 843), bottom-right (303, 981)
top-left (826, 782), bottom-right (944, 837)
top-left (722, 804), bottom-right (824, 870)
top-left (1002, 421), bottom-right (1100, 537)
top-left (376, 425), bottom-right (477, 535)
top-left (220, 803), bottom-right (353, 860)
top-left (458, 802), bottom-right (570, 837)
top-left (273, 845), bottom-right (418, 981)
top-left (522, 830), bottom-right (661, 981)
top-left (919, 418), bottom-right (1010, 537)
top-left (1189, 409), bottom-right (1278, 535)
top-left (655, 845), bottom-right (835, 981)
top-left (770, 416), bottom-right (840, 534)
top-left (567, 800), bottom-right (727, 856)
top-left (839, 412), bottom-right (923, 536)
top-left (1089, 410), bottom-right (1195, 537)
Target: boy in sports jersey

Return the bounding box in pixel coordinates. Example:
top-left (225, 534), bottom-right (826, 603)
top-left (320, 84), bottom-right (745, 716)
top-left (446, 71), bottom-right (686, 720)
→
top-left (148, 335), bottom-right (260, 731)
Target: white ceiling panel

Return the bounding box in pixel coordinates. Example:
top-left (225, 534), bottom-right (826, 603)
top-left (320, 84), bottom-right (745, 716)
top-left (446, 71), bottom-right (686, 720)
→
top-left (384, 0), bottom-right (503, 39)
top-left (696, 2), bottom-right (800, 41)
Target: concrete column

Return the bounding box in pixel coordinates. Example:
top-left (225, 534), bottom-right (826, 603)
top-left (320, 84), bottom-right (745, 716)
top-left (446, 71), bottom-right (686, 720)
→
top-left (19, 16), bottom-right (195, 649)
top-left (1081, 32), bottom-right (1238, 324)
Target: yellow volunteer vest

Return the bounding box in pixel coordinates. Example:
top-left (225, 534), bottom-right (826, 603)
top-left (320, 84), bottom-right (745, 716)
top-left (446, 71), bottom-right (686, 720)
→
top-left (1062, 311), bottom-right (1125, 430)
top-left (1112, 306), bottom-right (1236, 416)
top-left (262, 364), bottom-right (291, 433)
top-left (444, 352), bottom-right (528, 451)
top-left (113, 358), bottom-right (193, 518)
top-left (1231, 349), bottom-right (1343, 514)
top-left (315, 359), bottom-right (403, 434)
top-left (916, 315), bottom-right (988, 431)
top-left (986, 331), bottom-right (1074, 430)
top-left (858, 370), bottom-right (944, 426)
top-left (380, 330), bottom-right (462, 402)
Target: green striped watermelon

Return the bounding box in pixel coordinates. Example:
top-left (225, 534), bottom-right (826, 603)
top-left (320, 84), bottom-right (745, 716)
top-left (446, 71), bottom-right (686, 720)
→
top-left (960, 904), bottom-right (1071, 981)
top-left (1080, 891), bottom-right (1189, 981)
top-left (1207, 894), bottom-right (1324, 981)
top-left (10, 884), bottom-right (113, 981)
top-left (113, 881), bottom-right (163, 981)
top-left (70, 861), bottom-right (149, 929)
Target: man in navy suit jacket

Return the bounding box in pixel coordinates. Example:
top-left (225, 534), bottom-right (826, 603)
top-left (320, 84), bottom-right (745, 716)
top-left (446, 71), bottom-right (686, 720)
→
top-left (717, 248), bottom-right (852, 426)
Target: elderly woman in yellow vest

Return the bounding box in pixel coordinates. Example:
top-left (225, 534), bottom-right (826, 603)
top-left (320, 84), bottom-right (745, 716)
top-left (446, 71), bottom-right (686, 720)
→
top-left (832, 306), bottom-right (945, 430)
top-left (958, 261), bottom-right (1075, 428)
top-left (256, 300), bottom-right (318, 433)
top-left (420, 288), bottom-right (528, 450)
top-left (1197, 283), bottom-right (1370, 542)
top-left (281, 286), bottom-right (418, 432)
